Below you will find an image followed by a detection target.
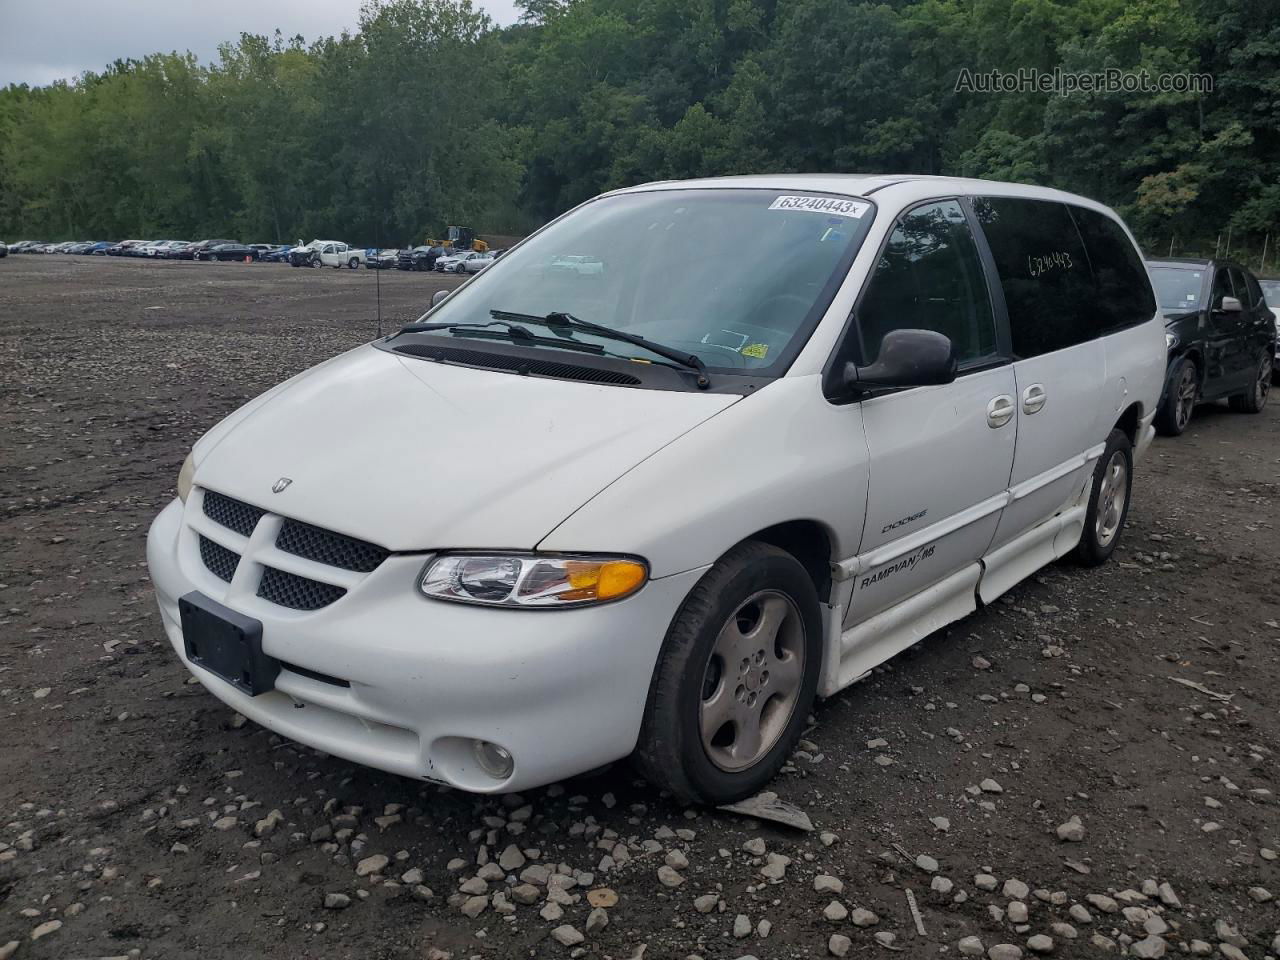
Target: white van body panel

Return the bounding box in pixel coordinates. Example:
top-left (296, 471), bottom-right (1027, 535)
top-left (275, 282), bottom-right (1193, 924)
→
top-left (539, 374), bottom-right (869, 578)
top-left (843, 365), bottom-right (1017, 626)
top-left (191, 344), bottom-right (738, 552)
top-left (990, 338), bottom-right (1109, 549)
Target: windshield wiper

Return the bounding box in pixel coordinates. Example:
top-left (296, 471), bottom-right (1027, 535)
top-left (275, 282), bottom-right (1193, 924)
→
top-left (490, 309), bottom-right (707, 377)
top-left (395, 319), bottom-right (605, 354)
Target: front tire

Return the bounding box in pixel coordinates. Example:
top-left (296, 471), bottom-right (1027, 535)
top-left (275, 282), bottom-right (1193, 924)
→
top-left (1227, 349), bottom-right (1271, 413)
top-left (634, 541), bottom-right (821, 804)
top-left (1074, 428), bottom-right (1132, 567)
top-left (1155, 357), bottom-right (1197, 436)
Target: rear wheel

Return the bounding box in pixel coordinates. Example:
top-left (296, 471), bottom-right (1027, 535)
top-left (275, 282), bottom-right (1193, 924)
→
top-left (1227, 349), bottom-right (1271, 413)
top-left (1155, 358), bottom-right (1197, 436)
top-left (1074, 428), bottom-right (1132, 567)
top-left (347, 257), bottom-right (359, 269)
top-left (634, 541), bottom-right (821, 804)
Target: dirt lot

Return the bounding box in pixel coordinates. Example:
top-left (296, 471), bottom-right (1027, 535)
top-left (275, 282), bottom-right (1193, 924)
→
top-left (1, 255), bottom-right (1277, 960)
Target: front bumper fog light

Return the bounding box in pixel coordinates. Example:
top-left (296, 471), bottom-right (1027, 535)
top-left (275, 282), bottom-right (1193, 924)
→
top-left (473, 739), bottom-right (514, 780)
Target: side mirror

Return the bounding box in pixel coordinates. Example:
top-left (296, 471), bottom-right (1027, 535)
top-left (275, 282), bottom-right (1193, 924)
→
top-left (844, 329), bottom-right (957, 393)
top-left (431, 290), bottom-right (449, 307)
top-left (1218, 296), bottom-right (1242, 313)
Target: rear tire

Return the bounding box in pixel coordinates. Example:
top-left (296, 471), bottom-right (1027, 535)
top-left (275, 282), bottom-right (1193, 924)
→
top-left (1227, 349), bottom-right (1271, 413)
top-left (1074, 428), bottom-right (1132, 567)
top-left (633, 541), bottom-right (822, 805)
top-left (347, 257), bottom-right (359, 269)
top-left (1155, 357), bottom-right (1197, 436)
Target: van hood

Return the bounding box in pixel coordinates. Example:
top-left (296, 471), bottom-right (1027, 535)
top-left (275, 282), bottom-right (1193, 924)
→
top-left (191, 343), bottom-right (738, 551)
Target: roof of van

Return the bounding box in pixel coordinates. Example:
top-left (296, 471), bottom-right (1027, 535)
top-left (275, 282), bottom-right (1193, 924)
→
top-left (614, 173), bottom-right (1117, 213)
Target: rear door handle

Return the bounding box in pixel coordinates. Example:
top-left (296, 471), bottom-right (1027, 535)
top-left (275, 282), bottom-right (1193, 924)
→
top-left (1022, 383), bottom-right (1047, 414)
top-left (987, 395), bottom-right (1015, 428)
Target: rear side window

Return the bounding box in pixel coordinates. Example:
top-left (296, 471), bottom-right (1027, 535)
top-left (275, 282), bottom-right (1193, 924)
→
top-left (1068, 206), bottom-right (1156, 332)
top-left (972, 197), bottom-right (1095, 357)
top-left (855, 199), bottom-right (997, 365)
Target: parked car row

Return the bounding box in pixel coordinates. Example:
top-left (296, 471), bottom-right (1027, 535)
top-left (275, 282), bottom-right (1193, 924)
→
top-left (3, 238), bottom-right (508, 275)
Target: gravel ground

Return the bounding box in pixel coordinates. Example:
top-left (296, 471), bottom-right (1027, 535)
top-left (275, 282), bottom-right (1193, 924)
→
top-left (1, 255), bottom-right (1277, 960)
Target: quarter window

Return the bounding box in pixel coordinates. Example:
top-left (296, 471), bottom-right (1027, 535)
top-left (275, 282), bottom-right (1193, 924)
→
top-left (855, 200), bottom-right (997, 366)
top-left (1068, 206), bottom-right (1157, 332)
top-left (972, 197), bottom-right (1095, 357)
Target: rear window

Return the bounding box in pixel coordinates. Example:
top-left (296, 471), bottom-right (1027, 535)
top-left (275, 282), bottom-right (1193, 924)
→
top-left (973, 197), bottom-right (1155, 358)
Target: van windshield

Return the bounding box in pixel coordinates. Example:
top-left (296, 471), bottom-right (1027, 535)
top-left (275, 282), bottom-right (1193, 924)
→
top-left (416, 189), bottom-right (874, 374)
top-left (1148, 265), bottom-right (1204, 312)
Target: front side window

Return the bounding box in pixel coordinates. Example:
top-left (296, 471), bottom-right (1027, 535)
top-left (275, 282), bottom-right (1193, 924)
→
top-left (1243, 272), bottom-right (1264, 310)
top-left (854, 200), bottom-right (997, 366)
top-left (415, 189), bottom-right (875, 375)
top-left (973, 197), bottom-right (1096, 358)
top-left (1212, 268), bottom-right (1233, 309)
top-left (1228, 268), bottom-right (1252, 308)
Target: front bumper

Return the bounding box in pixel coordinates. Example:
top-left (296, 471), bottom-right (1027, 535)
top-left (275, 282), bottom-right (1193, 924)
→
top-left (146, 497), bottom-right (704, 793)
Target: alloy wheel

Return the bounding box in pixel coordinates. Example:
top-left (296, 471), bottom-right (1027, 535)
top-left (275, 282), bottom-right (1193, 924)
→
top-left (1175, 365), bottom-right (1196, 430)
top-left (1095, 450), bottom-right (1128, 548)
top-left (699, 590), bottom-right (806, 772)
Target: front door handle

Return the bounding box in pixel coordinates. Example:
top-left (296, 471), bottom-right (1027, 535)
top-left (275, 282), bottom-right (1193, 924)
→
top-left (987, 395), bottom-right (1015, 428)
top-left (1022, 383), bottom-right (1047, 414)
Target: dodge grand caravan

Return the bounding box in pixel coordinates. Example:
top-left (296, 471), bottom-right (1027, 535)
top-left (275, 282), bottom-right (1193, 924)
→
top-left (147, 175), bottom-right (1165, 803)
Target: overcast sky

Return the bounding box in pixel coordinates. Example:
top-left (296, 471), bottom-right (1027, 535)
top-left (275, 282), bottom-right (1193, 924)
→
top-left (0, 1), bottom-right (523, 88)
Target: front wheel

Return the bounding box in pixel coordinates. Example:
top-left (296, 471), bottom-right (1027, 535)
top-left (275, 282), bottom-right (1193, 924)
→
top-left (1074, 428), bottom-right (1133, 567)
top-left (634, 541), bottom-right (821, 804)
top-left (1227, 349), bottom-right (1271, 413)
top-left (1155, 357), bottom-right (1197, 436)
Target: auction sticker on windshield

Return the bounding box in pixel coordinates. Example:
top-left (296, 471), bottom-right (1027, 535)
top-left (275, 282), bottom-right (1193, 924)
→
top-left (768, 195), bottom-right (870, 218)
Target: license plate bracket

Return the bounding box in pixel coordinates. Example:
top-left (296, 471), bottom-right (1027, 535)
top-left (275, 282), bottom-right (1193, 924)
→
top-left (179, 592), bottom-right (278, 696)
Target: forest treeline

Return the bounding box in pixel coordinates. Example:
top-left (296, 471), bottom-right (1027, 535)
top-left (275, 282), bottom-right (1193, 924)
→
top-left (0, 0), bottom-right (1276, 259)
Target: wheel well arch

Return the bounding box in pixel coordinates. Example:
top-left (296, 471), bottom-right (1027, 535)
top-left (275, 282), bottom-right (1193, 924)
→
top-left (1114, 401), bottom-right (1143, 446)
top-left (1180, 348), bottom-right (1204, 381)
top-left (742, 520), bottom-right (835, 604)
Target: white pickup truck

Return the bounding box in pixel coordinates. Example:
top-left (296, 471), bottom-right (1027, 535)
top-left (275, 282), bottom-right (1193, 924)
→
top-left (315, 241), bottom-right (366, 269)
top-left (289, 240), bottom-right (366, 268)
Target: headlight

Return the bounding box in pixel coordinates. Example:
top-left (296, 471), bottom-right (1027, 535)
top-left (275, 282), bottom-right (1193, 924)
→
top-left (177, 451), bottom-right (195, 503)
top-left (1165, 332), bottom-right (1176, 349)
top-left (420, 553), bottom-right (647, 608)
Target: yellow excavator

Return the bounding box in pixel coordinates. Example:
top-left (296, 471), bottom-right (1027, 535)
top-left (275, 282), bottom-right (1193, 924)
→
top-left (425, 226), bottom-right (489, 253)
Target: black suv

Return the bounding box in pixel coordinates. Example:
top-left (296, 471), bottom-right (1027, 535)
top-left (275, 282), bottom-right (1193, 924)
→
top-left (397, 246), bottom-right (442, 271)
top-left (1146, 258), bottom-right (1275, 435)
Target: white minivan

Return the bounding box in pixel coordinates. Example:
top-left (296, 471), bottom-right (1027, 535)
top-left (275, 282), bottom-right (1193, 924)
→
top-left (147, 175), bottom-right (1165, 803)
